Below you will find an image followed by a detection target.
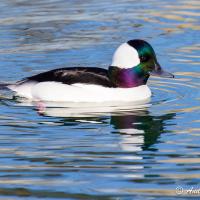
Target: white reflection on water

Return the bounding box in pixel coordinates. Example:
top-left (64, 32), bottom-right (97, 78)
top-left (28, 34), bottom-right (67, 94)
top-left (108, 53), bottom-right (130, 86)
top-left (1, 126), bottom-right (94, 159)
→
top-left (15, 100), bottom-right (151, 117)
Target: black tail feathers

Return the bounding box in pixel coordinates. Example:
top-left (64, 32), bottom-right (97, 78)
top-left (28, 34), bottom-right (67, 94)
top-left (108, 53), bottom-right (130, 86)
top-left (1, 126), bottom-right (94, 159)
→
top-left (0, 83), bottom-right (9, 90)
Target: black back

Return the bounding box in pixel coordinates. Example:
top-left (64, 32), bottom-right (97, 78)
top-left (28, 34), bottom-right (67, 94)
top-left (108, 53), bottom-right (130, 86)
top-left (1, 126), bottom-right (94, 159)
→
top-left (19, 67), bottom-right (116, 88)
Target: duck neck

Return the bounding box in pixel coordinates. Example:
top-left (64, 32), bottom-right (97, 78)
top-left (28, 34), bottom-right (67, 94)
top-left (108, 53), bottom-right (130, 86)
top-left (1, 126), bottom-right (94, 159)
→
top-left (108, 66), bottom-right (149, 88)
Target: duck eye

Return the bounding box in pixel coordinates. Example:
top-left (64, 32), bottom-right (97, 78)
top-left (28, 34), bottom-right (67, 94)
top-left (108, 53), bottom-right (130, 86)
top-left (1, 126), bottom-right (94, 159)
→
top-left (140, 55), bottom-right (149, 62)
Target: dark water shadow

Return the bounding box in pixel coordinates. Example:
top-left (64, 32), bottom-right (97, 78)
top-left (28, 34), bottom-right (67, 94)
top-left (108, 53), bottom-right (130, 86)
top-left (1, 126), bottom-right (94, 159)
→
top-left (35, 105), bottom-right (176, 151)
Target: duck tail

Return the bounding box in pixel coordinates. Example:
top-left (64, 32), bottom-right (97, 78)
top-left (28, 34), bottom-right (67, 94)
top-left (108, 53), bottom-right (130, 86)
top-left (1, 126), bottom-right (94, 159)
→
top-left (0, 83), bottom-right (10, 90)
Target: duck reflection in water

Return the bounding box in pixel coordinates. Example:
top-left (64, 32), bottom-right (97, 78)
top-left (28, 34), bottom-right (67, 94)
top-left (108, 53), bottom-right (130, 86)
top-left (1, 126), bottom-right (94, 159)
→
top-left (110, 111), bottom-right (175, 151)
top-left (35, 104), bottom-right (175, 151)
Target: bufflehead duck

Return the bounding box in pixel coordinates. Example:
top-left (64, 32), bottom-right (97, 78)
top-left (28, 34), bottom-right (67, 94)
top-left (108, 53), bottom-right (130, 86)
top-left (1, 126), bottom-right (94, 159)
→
top-left (7, 39), bottom-right (174, 102)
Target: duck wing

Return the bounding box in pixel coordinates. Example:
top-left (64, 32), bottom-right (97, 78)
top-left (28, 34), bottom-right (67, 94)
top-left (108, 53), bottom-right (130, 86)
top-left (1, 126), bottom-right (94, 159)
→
top-left (18, 67), bottom-right (115, 88)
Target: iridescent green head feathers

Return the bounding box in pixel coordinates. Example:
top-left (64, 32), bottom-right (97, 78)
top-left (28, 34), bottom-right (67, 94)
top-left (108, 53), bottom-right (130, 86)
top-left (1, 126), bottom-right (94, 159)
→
top-left (109, 39), bottom-right (174, 88)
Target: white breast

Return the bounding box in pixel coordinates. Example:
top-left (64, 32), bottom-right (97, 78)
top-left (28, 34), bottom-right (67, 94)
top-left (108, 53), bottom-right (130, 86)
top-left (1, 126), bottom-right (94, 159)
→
top-left (9, 82), bottom-right (151, 103)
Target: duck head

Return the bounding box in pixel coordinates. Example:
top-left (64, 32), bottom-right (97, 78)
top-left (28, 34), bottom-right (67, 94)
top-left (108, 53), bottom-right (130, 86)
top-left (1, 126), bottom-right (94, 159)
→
top-left (109, 39), bottom-right (174, 88)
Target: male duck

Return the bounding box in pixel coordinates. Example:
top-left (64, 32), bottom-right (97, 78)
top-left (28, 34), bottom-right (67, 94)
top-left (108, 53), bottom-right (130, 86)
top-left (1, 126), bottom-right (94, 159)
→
top-left (8, 39), bottom-right (174, 102)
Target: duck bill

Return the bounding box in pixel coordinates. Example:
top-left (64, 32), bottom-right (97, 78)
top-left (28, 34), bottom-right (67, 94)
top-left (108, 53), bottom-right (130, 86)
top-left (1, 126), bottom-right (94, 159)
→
top-left (150, 63), bottom-right (174, 78)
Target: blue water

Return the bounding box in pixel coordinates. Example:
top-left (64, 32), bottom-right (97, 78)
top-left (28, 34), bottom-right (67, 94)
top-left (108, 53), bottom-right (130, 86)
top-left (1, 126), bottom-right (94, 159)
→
top-left (0, 0), bottom-right (200, 199)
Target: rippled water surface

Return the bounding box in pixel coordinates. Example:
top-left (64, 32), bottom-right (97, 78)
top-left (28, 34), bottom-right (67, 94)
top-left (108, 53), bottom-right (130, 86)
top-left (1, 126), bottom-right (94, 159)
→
top-left (0, 0), bottom-right (200, 199)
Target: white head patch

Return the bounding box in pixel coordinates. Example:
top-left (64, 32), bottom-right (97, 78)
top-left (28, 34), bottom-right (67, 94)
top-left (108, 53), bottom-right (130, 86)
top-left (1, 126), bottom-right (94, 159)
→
top-left (111, 43), bottom-right (140, 69)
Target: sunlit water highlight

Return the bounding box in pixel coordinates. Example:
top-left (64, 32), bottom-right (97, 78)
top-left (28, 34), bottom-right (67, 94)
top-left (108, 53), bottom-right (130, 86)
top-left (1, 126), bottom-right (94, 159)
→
top-left (0, 0), bottom-right (199, 199)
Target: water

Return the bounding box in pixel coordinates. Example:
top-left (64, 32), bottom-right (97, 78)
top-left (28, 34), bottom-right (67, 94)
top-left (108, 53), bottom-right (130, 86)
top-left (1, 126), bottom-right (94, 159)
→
top-left (0, 0), bottom-right (199, 199)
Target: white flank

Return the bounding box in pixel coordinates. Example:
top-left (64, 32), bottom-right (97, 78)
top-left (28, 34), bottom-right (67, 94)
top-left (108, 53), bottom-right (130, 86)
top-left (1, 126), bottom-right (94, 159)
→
top-left (7, 81), bottom-right (37, 99)
top-left (9, 81), bottom-right (151, 103)
top-left (111, 43), bottom-right (140, 68)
